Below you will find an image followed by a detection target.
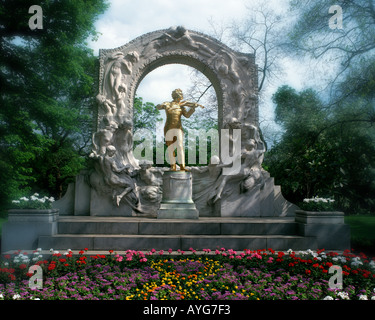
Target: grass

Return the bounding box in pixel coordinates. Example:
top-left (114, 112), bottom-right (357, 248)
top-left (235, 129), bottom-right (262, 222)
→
top-left (345, 215), bottom-right (375, 255)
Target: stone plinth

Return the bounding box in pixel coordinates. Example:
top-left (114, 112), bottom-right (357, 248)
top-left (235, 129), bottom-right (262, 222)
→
top-left (157, 171), bottom-right (199, 219)
top-left (295, 210), bottom-right (350, 250)
top-left (1, 209), bottom-right (58, 253)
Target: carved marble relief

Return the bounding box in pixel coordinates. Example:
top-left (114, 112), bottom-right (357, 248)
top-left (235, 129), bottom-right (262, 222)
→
top-left (89, 27), bottom-right (264, 216)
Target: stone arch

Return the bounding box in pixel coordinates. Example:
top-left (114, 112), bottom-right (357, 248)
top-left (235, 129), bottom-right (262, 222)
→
top-left (131, 54), bottom-right (224, 128)
top-left (98, 26), bottom-right (259, 133)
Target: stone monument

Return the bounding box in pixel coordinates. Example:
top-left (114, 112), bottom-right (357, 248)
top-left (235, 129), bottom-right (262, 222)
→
top-left (59, 25), bottom-right (297, 218)
top-left (1, 26), bottom-right (351, 253)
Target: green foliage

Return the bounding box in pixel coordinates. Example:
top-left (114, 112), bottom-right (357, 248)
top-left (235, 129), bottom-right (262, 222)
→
top-left (265, 86), bottom-right (375, 214)
top-left (0, 0), bottom-right (109, 210)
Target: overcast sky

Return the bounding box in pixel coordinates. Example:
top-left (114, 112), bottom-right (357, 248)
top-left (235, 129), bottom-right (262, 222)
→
top-left (87, 0), bottom-right (309, 137)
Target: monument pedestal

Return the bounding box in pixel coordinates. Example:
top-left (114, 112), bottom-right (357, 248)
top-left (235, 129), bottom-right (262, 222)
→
top-left (157, 171), bottom-right (199, 219)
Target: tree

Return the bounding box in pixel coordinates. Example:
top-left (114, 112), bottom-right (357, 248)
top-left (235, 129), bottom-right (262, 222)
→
top-left (186, 1), bottom-right (289, 146)
top-left (265, 85), bottom-right (375, 214)
top-left (278, 0), bottom-right (375, 214)
top-left (0, 0), bottom-right (109, 209)
top-left (287, 0), bottom-right (375, 108)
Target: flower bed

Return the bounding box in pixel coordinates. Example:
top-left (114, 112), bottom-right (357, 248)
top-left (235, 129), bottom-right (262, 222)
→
top-left (1, 248), bottom-right (374, 300)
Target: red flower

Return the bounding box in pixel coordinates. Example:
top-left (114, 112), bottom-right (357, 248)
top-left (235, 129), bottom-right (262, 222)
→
top-left (326, 262), bottom-right (333, 268)
top-left (84, 248), bottom-right (88, 251)
top-left (8, 274), bottom-right (16, 280)
top-left (19, 264), bottom-right (27, 270)
top-left (4, 254), bottom-right (11, 260)
top-left (109, 250), bottom-right (114, 254)
top-left (59, 258), bottom-right (66, 263)
top-left (312, 263), bottom-right (319, 268)
top-left (305, 270), bottom-right (311, 275)
top-left (289, 263), bottom-right (295, 267)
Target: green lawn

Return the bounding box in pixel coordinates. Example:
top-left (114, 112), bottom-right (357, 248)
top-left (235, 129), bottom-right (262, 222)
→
top-left (345, 215), bottom-right (375, 255)
top-left (0, 217), bottom-right (6, 236)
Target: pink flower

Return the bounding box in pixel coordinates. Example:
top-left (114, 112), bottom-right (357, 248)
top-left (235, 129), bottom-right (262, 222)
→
top-left (158, 250), bottom-right (164, 255)
top-left (168, 248), bottom-right (173, 254)
top-left (140, 257), bottom-right (147, 262)
top-left (267, 257), bottom-right (274, 264)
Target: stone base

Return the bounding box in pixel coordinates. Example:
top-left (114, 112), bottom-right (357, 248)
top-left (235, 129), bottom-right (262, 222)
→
top-left (157, 202), bottom-right (199, 219)
top-left (157, 171), bottom-right (199, 219)
top-left (1, 210), bottom-right (58, 253)
top-left (295, 210), bottom-right (350, 250)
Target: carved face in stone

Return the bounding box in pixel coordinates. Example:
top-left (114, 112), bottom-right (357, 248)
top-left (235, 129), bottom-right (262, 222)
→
top-left (106, 145), bottom-right (116, 157)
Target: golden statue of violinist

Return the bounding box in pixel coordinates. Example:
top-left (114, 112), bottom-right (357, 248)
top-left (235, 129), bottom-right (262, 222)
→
top-left (156, 89), bottom-right (204, 171)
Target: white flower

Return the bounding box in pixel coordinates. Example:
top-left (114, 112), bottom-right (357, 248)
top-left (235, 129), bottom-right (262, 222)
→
top-left (338, 256), bottom-right (347, 264)
top-left (49, 248), bottom-right (54, 253)
top-left (359, 295), bottom-right (368, 300)
top-left (12, 294), bottom-right (21, 300)
top-left (3, 262), bottom-right (9, 267)
top-left (20, 197), bottom-right (29, 201)
top-left (30, 297), bottom-right (40, 300)
top-left (371, 296), bottom-right (375, 300)
top-left (323, 296), bottom-right (334, 300)
top-left (12, 200), bottom-right (21, 204)
top-left (0, 294), bottom-right (4, 300)
top-left (332, 257), bottom-right (338, 262)
top-left (33, 193), bottom-right (39, 197)
top-left (49, 197), bottom-right (55, 202)
top-left (38, 198), bottom-right (46, 203)
top-left (36, 248), bottom-right (42, 252)
top-left (337, 292), bottom-right (349, 300)
top-left (30, 195), bottom-right (38, 201)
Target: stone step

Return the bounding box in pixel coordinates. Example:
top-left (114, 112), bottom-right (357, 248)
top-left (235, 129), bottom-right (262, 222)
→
top-left (56, 217), bottom-right (298, 236)
top-left (38, 234), bottom-right (317, 252)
